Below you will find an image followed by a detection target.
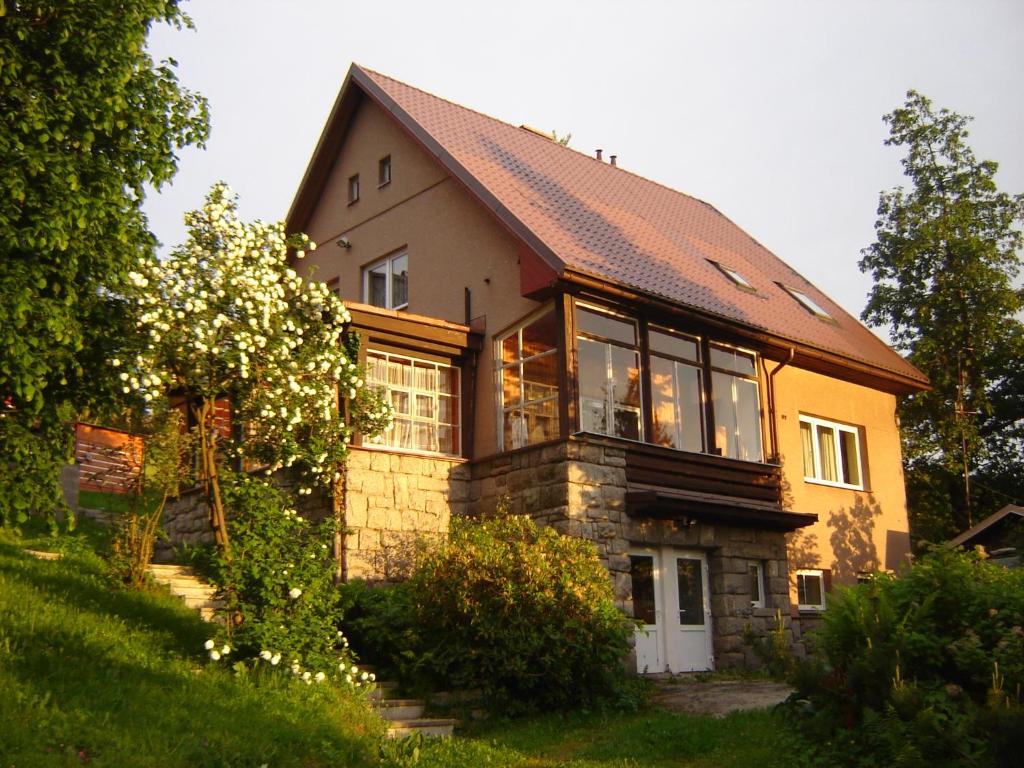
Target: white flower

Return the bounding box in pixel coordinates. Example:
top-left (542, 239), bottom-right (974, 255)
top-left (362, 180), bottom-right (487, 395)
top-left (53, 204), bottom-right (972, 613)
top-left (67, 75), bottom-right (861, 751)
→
top-left (302, 671), bottom-right (311, 682)
top-left (289, 587), bottom-right (302, 599)
top-left (270, 654), bottom-right (281, 666)
top-left (209, 650), bottom-right (221, 661)
top-left (221, 645), bottom-right (231, 655)
top-left (314, 671), bottom-right (325, 683)
top-left (260, 650), bottom-right (272, 661)
top-left (204, 639), bottom-right (215, 650)
top-left (111, 358), bottom-right (121, 367)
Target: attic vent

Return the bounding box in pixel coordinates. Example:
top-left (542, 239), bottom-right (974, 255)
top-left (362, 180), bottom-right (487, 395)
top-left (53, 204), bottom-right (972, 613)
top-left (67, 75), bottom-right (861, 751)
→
top-left (779, 284), bottom-right (834, 320)
top-left (519, 125), bottom-right (553, 140)
top-left (710, 261), bottom-right (756, 293)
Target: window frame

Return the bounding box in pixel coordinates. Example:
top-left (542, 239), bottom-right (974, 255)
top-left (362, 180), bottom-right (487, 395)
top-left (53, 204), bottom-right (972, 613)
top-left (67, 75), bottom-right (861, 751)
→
top-left (796, 569), bottom-right (827, 611)
top-left (575, 303), bottom-right (644, 443)
top-left (779, 283), bottom-right (833, 320)
top-left (496, 305), bottom-right (561, 451)
top-left (710, 260), bottom-right (757, 293)
top-left (749, 561), bottom-right (766, 609)
top-left (707, 342), bottom-right (764, 463)
top-left (799, 414), bottom-right (865, 490)
top-left (378, 155), bottom-right (392, 187)
top-left (648, 325), bottom-right (706, 453)
top-left (364, 350), bottom-right (460, 457)
top-left (348, 173), bottom-right (360, 204)
top-left (362, 251), bottom-right (408, 311)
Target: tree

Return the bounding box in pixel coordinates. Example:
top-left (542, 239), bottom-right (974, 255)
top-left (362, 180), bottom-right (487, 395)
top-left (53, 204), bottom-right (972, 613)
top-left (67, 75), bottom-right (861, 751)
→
top-left (860, 90), bottom-right (1024, 543)
top-left (0, 1), bottom-right (209, 525)
top-left (124, 183), bottom-right (391, 554)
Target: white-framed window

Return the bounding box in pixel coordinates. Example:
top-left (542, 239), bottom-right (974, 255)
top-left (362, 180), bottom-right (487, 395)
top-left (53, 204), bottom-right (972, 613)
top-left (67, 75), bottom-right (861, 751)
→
top-left (497, 307), bottom-right (560, 451)
top-left (348, 174), bottom-right (360, 204)
top-left (800, 415), bottom-right (864, 489)
top-left (796, 569), bottom-right (827, 611)
top-left (363, 252), bottom-right (408, 310)
top-left (378, 155), bottom-right (392, 186)
top-left (749, 561), bottom-right (766, 608)
top-left (649, 327), bottom-right (705, 453)
top-left (365, 351), bottom-right (460, 456)
top-left (576, 304), bottom-right (643, 441)
top-left (709, 344), bottom-right (762, 462)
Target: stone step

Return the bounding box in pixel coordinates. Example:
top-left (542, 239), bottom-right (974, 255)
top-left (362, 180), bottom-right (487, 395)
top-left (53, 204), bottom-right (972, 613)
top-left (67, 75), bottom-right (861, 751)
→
top-left (146, 564), bottom-right (221, 622)
top-left (385, 718), bottom-right (456, 739)
top-left (377, 699), bottom-right (425, 721)
top-left (25, 550), bottom-right (61, 561)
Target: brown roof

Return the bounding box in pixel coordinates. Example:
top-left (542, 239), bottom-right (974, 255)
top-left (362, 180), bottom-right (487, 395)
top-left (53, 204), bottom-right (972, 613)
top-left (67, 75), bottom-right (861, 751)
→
top-left (289, 65), bottom-right (927, 391)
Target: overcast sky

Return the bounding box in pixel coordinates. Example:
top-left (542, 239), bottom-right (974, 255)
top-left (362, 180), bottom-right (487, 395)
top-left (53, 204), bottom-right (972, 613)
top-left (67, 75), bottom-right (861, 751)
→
top-left (144, 0), bottom-right (1024, 327)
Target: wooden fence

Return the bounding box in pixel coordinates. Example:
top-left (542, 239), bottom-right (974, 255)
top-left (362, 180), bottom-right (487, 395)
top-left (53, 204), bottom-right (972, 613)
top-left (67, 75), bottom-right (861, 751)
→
top-left (74, 422), bottom-right (144, 494)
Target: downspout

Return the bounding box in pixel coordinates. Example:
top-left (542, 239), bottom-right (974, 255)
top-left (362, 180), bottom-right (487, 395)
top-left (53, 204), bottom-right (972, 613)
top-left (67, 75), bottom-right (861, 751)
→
top-left (766, 348), bottom-right (795, 463)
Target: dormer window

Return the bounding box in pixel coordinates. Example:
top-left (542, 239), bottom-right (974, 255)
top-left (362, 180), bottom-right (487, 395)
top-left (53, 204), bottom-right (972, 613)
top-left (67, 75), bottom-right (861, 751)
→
top-left (348, 174), bottom-right (360, 204)
top-left (378, 155), bottom-right (392, 187)
top-left (781, 284), bottom-right (832, 320)
top-left (711, 261), bottom-right (756, 292)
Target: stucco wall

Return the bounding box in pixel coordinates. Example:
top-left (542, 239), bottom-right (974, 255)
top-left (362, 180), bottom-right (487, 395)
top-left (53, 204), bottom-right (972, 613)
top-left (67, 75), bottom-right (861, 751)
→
top-left (770, 361), bottom-right (912, 594)
top-left (295, 97), bottom-right (542, 459)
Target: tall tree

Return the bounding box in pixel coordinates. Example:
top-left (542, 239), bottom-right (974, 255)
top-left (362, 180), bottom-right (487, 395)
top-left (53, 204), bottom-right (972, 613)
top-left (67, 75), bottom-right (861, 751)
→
top-left (860, 90), bottom-right (1024, 544)
top-left (0, 1), bottom-right (209, 525)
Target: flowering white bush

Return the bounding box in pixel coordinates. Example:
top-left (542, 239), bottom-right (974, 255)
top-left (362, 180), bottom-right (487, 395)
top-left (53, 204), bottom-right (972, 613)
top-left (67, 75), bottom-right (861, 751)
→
top-left (122, 183), bottom-right (391, 551)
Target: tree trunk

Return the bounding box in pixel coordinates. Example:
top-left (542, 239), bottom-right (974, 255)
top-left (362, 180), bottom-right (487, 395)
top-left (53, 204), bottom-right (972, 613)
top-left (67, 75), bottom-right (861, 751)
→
top-left (193, 398), bottom-right (231, 558)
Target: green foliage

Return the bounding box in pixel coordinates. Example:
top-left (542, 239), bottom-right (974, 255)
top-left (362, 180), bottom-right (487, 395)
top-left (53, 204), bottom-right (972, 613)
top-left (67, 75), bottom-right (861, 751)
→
top-left (0, 539), bottom-right (383, 766)
top-left (0, 1), bottom-right (209, 522)
top-left (201, 472), bottom-right (369, 687)
top-left (743, 609), bottom-right (795, 680)
top-left (109, 409), bottom-right (193, 589)
top-left (339, 578), bottom-right (419, 681)
top-left (859, 90), bottom-right (1024, 539)
top-left (787, 547), bottom-right (1024, 766)
top-left (400, 512), bottom-right (635, 713)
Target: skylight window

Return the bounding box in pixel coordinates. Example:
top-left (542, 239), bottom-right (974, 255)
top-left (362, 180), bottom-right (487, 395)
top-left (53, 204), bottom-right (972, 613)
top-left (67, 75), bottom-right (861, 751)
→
top-left (711, 261), bottom-right (756, 292)
top-left (781, 284), bottom-right (833, 320)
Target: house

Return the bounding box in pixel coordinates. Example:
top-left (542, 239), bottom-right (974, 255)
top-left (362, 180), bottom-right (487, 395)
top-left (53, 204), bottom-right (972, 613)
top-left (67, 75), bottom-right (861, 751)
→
top-left (243, 64), bottom-right (926, 673)
top-left (950, 505), bottom-right (1023, 568)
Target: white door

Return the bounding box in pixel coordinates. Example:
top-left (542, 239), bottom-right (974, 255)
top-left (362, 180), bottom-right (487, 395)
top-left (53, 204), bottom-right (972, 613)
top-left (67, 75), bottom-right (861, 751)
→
top-left (630, 547), bottom-right (714, 674)
top-left (629, 551), bottom-right (663, 673)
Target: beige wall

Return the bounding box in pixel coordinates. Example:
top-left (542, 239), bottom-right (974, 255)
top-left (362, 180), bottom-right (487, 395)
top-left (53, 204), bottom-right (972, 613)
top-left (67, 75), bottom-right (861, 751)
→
top-left (295, 98), bottom-right (541, 457)
top-left (770, 361), bottom-right (912, 591)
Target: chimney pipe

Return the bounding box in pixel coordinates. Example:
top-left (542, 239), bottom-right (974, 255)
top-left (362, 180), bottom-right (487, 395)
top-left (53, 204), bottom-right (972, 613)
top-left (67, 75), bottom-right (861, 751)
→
top-left (595, 149), bottom-right (603, 161)
top-left (610, 155), bottom-right (617, 167)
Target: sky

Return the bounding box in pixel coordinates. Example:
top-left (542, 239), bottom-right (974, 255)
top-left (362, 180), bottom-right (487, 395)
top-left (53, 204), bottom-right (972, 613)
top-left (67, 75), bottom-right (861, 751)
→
top-left (144, 0), bottom-right (1024, 327)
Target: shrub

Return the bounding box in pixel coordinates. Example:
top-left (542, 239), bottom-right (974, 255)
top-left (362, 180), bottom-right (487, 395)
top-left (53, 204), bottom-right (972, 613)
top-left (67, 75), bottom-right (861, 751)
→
top-left (788, 547), bottom-right (1024, 767)
top-left (401, 511), bottom-right (635, 713)
top-left (202, 472), bottom-right (370, 687)
top-left (338, 578), bottom-right (418, 682)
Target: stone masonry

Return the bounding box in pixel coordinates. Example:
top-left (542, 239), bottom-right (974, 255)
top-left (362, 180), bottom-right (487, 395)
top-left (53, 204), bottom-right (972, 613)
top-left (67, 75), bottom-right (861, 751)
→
top-left (342, 446), bottom-right (469, 582)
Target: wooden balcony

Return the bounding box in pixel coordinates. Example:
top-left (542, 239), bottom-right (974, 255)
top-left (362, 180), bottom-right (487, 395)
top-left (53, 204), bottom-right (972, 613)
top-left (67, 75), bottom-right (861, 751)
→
top-left (621, 441), bottom-right (815, 531)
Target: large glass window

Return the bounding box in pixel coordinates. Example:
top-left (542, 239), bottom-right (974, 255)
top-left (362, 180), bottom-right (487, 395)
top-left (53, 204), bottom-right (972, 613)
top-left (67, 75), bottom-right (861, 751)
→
top-left (800, 415), bottom-right (863, 489)
top-left (577, 306), bottom-right (642, 441)
top-left (498, 308), bottom-right (560, 450)
top-left (709, 343), bottom-right (763, 462)
top-left (365, 351), bottom-right (459, 455)
top-left (363, 252), bottom-right (408, 310)
top-left (796, 569), bottom-right (826, 611)
top-left (649, 327), bottom-right (704, 452)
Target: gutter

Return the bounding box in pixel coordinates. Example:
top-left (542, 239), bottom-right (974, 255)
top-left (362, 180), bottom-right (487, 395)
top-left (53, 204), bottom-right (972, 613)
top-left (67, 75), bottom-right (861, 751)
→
top-left (766, 348), bottom-right (795, 463)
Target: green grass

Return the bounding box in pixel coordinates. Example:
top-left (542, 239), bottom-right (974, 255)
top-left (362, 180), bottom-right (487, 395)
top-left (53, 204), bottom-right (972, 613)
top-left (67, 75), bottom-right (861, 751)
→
top-left (383, 705), bottom-right (817, 767)
top-left (0, 538), bottom-right (384, 767)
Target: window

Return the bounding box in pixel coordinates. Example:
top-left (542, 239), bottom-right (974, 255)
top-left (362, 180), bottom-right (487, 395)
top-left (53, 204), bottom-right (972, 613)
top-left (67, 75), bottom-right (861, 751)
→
top-left (749, 561), bottom-right (766, 608)
top-left (363, 252), bottom-right (408, 310)
top-left (577, 306), bottom-right (643, 441)
top-left (796, 569), bottom-right (826, 611)
top-left (709, 344), bottom-right (763, 462)
top-left (378, 155), bottom-right (392, 186)
top-left (348, 174), bottom-right (360, 204)
top-left (649, 327), bottom-right (704, 452)
top-left (780, 284), bottom-right (832, 320)
top-left (800, 415), bottom-right (863, 489)
top-left (365, 351), bottom-right (459, 455)
top-left (498, 307), bottom-right (560, 450)
top-left (711, 261), bottom-right (756, 292)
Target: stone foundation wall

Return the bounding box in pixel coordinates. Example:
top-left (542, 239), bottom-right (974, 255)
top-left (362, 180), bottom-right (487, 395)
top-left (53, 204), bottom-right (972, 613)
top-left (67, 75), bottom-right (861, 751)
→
top-left (343, 447), bottom-right (469, 582)
top-left (470, 435), bottom-right (797, 670)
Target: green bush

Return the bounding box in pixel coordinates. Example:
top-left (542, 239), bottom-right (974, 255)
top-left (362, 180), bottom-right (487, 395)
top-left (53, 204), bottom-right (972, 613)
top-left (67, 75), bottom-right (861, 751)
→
top-left (203, 472), bottom-right (369, 687)
top-left (788, 547), bottom-right (1024, 767)
top-left (338, 578), bottom-right (418, 682)
top-left (401, 512), bottom-right (635, 713)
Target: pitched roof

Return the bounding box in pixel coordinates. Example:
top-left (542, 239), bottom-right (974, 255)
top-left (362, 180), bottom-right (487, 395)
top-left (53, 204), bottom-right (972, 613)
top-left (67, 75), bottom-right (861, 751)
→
top-left (289, 64), bottom-right (927, 391)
